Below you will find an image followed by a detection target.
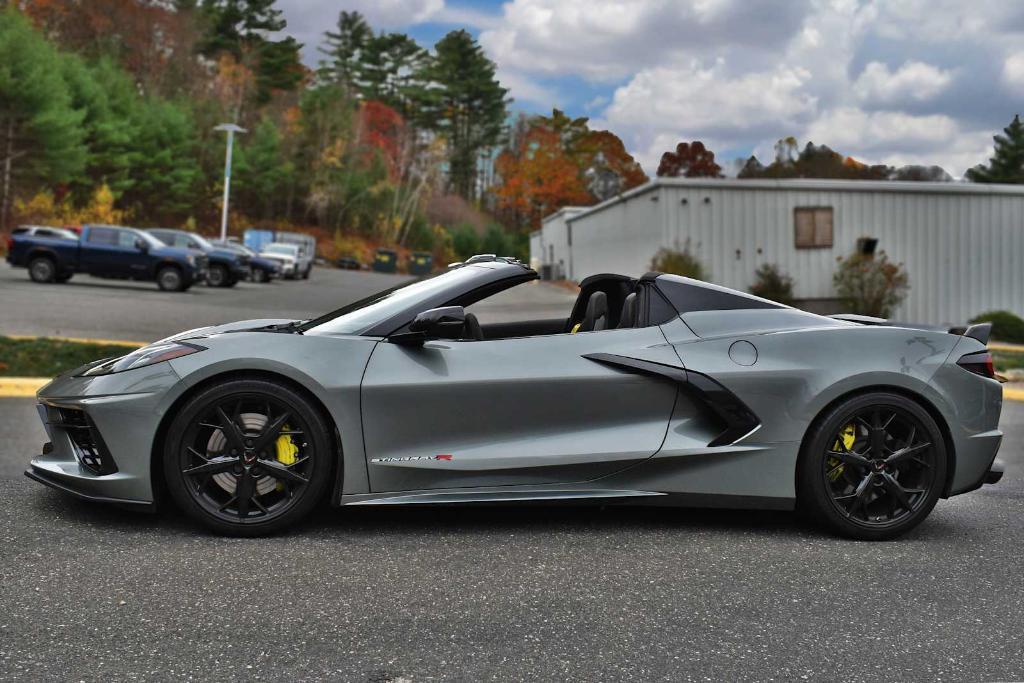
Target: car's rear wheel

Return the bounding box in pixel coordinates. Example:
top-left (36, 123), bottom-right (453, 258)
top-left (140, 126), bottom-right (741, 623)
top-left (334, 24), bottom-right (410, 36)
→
top-left (252, 268), bottom-right (268, 283)
top-left (797, 392), bottom-right (946, 541)
top-left (156, 266), bottom-right (184, 292)
top-left (163, 379), bottom-right (333, 536)
top-left (28, 256), bottom-right (56, 283)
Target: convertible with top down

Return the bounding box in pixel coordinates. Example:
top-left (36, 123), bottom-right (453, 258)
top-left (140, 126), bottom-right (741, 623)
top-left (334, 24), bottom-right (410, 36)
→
top-left (26, 255), bottom-right (1004, 539)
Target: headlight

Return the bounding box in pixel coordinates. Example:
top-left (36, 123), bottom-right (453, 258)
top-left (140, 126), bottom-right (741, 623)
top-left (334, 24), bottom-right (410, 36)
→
top-left (82, 342), bottom-right (204, 376)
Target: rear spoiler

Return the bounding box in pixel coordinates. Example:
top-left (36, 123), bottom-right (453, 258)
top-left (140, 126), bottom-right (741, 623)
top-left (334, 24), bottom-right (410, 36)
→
top-left (830, 314), bottom-right (992, 345)
top-left (948, 322), bottom-right (992, 345)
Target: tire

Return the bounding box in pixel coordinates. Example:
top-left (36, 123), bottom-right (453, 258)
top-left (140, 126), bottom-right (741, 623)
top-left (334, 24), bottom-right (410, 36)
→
top-left (55, 273), bottom-right (73, 283)
top-left (302, 267), bottom-right (311, 280)
top-left (28, 256), bottom-right (57, 284)
top-left (797, 392), bottom-right (947, 541)
top-left (252, 268), bottom-right (268, 284)
top-left (163, 378), bottom-right (334, 536)
top-left (206, 264), bottom-right (228, 288)
top-left (156, 266), bottom-right (184, 292)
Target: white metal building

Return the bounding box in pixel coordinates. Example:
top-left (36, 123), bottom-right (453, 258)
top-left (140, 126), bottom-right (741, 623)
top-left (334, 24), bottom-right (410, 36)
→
top-left (531, 178), bottom-right (1024, 324)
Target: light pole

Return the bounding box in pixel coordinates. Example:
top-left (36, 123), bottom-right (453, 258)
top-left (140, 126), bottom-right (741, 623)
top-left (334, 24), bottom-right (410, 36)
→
top-left (214, 123), bottom-right (246, 241)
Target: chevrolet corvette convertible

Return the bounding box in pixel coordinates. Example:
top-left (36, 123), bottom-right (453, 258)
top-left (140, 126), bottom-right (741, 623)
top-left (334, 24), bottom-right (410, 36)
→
top-left (27, 256), bottom-right (1004, 539)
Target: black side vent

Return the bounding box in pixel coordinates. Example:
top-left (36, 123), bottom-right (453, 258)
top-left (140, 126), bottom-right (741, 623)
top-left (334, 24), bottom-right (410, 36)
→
top-left (59, 408), bottom-right (117, 475)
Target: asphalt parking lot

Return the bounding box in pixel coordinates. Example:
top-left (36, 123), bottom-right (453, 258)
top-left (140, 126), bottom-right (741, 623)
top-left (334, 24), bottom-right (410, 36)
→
top-left (1, 263), bottom-right (1022, 681)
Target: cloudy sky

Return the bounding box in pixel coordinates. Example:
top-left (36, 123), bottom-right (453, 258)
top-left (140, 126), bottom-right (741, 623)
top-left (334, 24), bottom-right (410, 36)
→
top-left (276, 0), bottom-right (1024, 177)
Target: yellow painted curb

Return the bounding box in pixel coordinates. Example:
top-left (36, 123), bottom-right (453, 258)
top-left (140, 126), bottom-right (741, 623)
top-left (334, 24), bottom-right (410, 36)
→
top-left (0, 377), bottom-right (48, 398)
top-left (5, 334), bottom-right (145, 348)
top-left (990, 342), bottom-right (1024, 353)
top-left (1003, 387), bottom-right (1024, 403)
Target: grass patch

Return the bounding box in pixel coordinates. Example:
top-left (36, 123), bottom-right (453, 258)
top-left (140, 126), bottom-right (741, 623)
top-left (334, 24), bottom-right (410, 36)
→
top-left (0, 336), bottom-right (141, 377)
top-left (993, 350), bottom-right (1024, 373)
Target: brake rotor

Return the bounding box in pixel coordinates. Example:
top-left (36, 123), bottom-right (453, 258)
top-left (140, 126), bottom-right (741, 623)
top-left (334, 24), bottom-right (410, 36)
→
top-left (207, 412), bottom-right (278, 496)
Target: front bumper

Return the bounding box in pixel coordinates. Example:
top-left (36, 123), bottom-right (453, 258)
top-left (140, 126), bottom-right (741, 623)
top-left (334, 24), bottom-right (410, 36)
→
top-left (24, 363), bottom-right (182, 507)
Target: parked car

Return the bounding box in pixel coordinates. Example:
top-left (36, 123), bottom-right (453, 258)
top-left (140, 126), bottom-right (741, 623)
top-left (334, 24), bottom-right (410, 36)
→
top-left (209, 240), bottom-right (280, 283)
top-left (244, 229), bottom-right (316, 279)
top-left (261, 242), bottom-right (309, 279)
top-left (147, 229), bottom-right (248, 288)
top-left (6, 224), bottom-right (205, 291)
top-left (335, 256), bottom-right (362, 270)
top-left (23, 258), bottom-right (1004, 537)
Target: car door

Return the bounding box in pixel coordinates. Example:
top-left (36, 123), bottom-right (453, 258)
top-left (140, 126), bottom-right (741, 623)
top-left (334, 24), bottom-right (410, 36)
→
top-left (80, 227), bottom-right (137, 277)
top-left (360, 324), bottom-right (681, 493)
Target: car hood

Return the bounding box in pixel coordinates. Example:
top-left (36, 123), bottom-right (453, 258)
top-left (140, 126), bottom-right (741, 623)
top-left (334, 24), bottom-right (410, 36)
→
top-left (156, 318), bottom-right (298, 344)
top-left (262, 253), bottom-right (296, 264)
top-left (152, 245), bottom-right (196, 260)
top-left (208, 247), bottom-right (242, 262)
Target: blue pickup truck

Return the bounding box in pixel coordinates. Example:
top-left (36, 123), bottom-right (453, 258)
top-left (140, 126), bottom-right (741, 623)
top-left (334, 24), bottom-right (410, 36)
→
top-left (6, 224), bottom-right (206, 292)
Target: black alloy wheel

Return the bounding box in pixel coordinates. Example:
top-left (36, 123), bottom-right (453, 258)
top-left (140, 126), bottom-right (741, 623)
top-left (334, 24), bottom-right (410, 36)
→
top-left (798, 392), bottom-right (946, 540)
top-left (164, 379), bottom-right (333, 535)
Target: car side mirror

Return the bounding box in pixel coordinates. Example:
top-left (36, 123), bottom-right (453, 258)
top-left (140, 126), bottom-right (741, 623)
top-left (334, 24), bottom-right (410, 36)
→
top-left (391, 306), bottom-right (466, 345)
top-left (134, 238), bottom-right (149, 253)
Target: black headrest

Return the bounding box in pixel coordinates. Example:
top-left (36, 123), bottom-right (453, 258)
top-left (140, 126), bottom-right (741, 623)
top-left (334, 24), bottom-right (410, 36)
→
top-left (617, 292), bottom-right (637, 328)
top-left (582, 291), bottom-right (608, 332)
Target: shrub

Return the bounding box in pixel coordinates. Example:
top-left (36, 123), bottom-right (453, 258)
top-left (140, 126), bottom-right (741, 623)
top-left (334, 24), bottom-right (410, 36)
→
top-left (650, 243), bottom-right (706, 280)
top-left (749, 263), bottom-right (794, 305)
top-left (969, 310), bottom-right (1024, 343)
top-left (833, 250), bottom-right (909, 318)
top-left (448, 222), bottom-right (480, 261)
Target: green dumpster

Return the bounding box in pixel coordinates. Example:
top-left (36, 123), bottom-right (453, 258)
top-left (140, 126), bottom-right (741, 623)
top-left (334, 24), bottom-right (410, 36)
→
top-left (408, 251), bottom-right (433, 275)
top-left (373, 248), bottom-right (397, 273)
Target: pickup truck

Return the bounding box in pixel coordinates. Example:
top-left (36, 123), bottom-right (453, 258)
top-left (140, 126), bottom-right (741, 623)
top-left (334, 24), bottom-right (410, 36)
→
top-left (147, 228), bottom-right (248, 288)
top-left (5, 224), bottom-right (206, 291)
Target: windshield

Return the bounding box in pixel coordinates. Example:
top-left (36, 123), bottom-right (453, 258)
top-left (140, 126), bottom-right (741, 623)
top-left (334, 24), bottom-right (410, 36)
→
top-left (302, 267), bottom-right (484, 336)
top-left (188, 233), bottom-right (215, 251)
top-left (264, 244), bottom-right (297, 256)
top-left (135, 230), bottom-right (165, 249)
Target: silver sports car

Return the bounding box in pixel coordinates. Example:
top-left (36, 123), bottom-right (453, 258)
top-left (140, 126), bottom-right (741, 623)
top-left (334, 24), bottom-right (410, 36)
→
top-left (27, 256), bottom-right (1004, 539)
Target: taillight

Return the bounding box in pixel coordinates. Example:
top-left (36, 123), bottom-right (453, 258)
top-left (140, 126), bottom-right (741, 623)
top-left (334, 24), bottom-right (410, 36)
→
top-left (957, 351), bottom-right (995, 379)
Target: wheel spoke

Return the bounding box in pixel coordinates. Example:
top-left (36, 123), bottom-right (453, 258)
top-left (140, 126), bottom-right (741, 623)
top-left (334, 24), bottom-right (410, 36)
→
top-left (257, 458), bottom-right (309, 485)
top-left (252, 410), bottom-right (291, 453)
top-left (837, 472), bottom-right (875, 518)
top-left (880, 472), bottom-right (914, 511)
top-left (886, 441), bottom-right (931, 465)
top-left (826, 449), bottom-right (870, 468)
top-left (183, 456), bottom-right (237, 477)
top-left (215, 406), bottom-right (246, 452)
top-left (236, 468), bottom-right (256, 518)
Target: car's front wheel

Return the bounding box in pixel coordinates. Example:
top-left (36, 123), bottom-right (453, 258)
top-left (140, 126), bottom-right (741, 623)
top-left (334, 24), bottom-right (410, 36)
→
top-left (156, 266), bottom-right (184, 292)
top-left (163, 378), bottom-right (334, 536)
top-left (797, 392), bottom-right (946, 541)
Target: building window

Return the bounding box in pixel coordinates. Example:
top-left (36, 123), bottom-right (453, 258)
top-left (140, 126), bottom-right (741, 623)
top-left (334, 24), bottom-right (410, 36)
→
top-left (794, 207), bottom-right (833, 248)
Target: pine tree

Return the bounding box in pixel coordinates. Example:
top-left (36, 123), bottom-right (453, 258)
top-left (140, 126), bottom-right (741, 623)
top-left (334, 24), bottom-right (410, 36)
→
top-left (966, 115), bottom-right (1024, 184)
top-left (422, 30), bottom-right (508, 200)
top-left (319, 10), bottom-right (370, 92)
top-left (197, 0), bottom-right (301, 105)
top-left (0, 9), bottom-right (86, 230)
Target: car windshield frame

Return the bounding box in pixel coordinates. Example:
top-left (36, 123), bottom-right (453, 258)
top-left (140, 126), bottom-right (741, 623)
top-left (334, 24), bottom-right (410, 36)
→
top-left (301, 263), bottom-right (537, 337)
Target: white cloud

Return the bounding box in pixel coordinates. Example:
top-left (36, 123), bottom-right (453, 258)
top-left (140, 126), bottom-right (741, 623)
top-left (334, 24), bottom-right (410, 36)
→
top-left (853, 61), bottom-right (953, 103)
top-left (1001, 52), bottom-right (1024, 95)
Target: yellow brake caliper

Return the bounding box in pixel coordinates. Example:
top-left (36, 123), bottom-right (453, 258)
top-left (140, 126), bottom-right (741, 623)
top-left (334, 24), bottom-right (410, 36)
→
top-left (828, 423), bottom-right (856, 481)
top-left (274, 425), bottom-right (299, 491)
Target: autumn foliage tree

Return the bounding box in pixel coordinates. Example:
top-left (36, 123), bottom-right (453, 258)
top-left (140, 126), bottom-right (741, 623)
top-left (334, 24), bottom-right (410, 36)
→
top-left (494, 110), bottom-right (647, 230)
top-left (494, 124), bottom-right (592, 230)
top-left (656, 141), bottom-right (723, 178)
